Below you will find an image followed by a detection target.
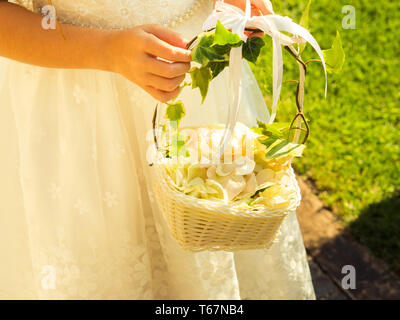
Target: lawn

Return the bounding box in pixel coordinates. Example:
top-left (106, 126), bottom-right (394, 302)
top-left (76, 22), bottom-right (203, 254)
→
top-left (251, 0), bottom-right (400, 272)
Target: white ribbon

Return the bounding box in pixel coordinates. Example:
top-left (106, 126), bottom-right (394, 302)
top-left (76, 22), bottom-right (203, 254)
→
top-left (202, 0), bottom-right (327, 157)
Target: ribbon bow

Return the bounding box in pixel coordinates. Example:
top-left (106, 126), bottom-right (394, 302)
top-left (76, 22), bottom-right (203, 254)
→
top-left (202, 0), bottom-right (327, 157)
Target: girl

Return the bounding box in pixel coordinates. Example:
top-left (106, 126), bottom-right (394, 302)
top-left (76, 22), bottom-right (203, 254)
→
top-left (0, 0), bottom-right (315, 299)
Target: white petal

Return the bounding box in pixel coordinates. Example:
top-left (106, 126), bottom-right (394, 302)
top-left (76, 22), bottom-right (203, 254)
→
top-left (244, 173), bottom-right (258, 194)
top-left (234, 157), bottom-right (256, 175)
top-left (206, 179), bottom-right (228, 200)
top-left (254, 163), bottom-right (264, 173)
top-left (207, 166), bottom-right (217, 180)
top-left (256, 168), bottom-right (276, 185)
top-left (216, 163), bottom-right (235, 176)
top-left (187, 164), bottom-right (206, 181)
top-left (219, 175), bottom-right (246, 201)
top-left (235, 173), bottom-right (258, 200)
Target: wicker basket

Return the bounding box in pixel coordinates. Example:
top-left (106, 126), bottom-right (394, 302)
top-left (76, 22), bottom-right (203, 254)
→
top-left (154, 162), bottom-right (301, 252)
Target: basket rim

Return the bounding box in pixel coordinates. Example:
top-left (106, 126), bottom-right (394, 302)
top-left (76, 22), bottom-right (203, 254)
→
top-left (154, 163), bottom-right (301, 217)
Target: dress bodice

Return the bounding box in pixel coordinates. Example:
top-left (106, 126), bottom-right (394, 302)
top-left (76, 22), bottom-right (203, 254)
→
top-left (14, 0), bottom-right (212, 29)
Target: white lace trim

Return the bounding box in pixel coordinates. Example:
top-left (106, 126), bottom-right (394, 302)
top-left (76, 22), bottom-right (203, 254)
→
top-left (14, 0), bottom-right (211, 29)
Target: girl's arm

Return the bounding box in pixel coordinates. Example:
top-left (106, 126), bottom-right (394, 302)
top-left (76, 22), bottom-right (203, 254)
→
top-left (0, 1), bottom-right (192, 102)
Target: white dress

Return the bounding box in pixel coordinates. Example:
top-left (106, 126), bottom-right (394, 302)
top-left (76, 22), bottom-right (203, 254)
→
top-left (0, 0), bottom-right (315, 299)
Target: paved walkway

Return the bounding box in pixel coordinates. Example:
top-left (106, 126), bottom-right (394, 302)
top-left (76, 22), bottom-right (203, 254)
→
top-left (296, 177), bottom-right (400, 300)
top-left (307, 256), bottom-right (349, 300)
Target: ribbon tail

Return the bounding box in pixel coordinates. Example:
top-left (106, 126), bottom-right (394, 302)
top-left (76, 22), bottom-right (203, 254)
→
top-left (218, 46), bottom-right (243, 159)
top-left (250, 17), bottom-right (284, 124)
top-left (270, 31), bottom-right (283, 124)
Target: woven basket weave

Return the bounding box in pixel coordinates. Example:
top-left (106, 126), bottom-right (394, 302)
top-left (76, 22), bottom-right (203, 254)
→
top-left (154, 163), bottom-right (301, 252)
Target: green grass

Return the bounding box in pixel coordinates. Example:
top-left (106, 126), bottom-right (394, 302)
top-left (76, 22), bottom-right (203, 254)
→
top-left (251, 0), bottom-right (400, 272)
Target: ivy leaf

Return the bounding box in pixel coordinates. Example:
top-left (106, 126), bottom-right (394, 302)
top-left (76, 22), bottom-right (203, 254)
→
top-left (208, 61), bottom-right (229, 78)
top-left (213, 20), bottom-right (243, 47)
top-left (242, 37), bottom-right (265, 63)
top-left (166, 100), bottom-right (185, 130)
top-left (250, 186), bottom-right (273, 199)
top-left (298, 0), bottom-right (312, 54)
top-left (190, 66), bottom-right (213, 103)
top-left (252, 120), bottom-right (290, 137)
top-left (323, 31), bottom-right (345, 74)
top-left (212, 44), bottom-right (233, 56)
top-left (258, 135), bottom-right (280, 148)
top-left (263, 139), bottom-right (304, 160)
top-left (170, 132), bottom-right (189, 158)
top-left (299, 0), bottom-right (312, 29)
top-left (192, 32), bottom-right (226, 65)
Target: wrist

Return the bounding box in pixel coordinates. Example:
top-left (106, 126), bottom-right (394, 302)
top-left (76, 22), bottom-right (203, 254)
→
top-left (93, 28), bottom-right (121, 73)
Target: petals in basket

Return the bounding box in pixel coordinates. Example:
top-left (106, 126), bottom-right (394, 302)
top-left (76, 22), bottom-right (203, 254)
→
top-left (235, 173), bottom-right (258, 200)
top-left (206, 166), bottom-right (217, 180)
top-left (256, 168), bottom-right (276, 185)
top-left (234, 156), bottom-right (256, 175)
top-left (205, 179), bottom-right (228, 200)
top-left (216, 163), bottom-right (235, 176)
top-left (218, 174), bottom-right (246, 201)
top-left (187, 164), bottom-right (207, 182)
top-left (252, 184), bottom-right (294, 208)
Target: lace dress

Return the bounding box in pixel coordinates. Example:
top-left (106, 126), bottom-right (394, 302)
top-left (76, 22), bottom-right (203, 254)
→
top-left (0, 0), bottom-right (315, 299)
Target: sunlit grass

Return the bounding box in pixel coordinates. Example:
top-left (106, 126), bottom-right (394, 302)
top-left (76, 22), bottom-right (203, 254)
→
top-left (251, 0), bottom-right (400, 272)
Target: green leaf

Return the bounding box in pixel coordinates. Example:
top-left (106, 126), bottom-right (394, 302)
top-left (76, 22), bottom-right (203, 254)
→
top-left (269, 144), bottom-right (302, 159)
top-left (166, 100), bottom-right (185, 130)
top-left (190, 66), bottom-right (213, 103)
top-left (208, 61), bottom-right (229, 78)
top-left (298, 0), bottom-right (312, 54)
top-left (213, 20), bottom-right (243, 47)
top-left (323, 31), bottom-right (345, 74)
top-left (263, 139), bottom-right (304, 160)
top-left (258, 135), bottom-right (281, 148)
top-left (212, 44), bottom-right (234, 56)
top-left (170, 132), bottom-right (189, 158)
top-left (266, 139), bottom-right (290, 156)
top-left (252, 120), bottom-right (290, 137)
top-left (299, 0), bottom-right (312, 29)
top-left (250, 186), bottom-right (272, 199)
top-left (242, 37), bottom-right (265, 64)
top-left (191, 32), bottom-right (226, 65)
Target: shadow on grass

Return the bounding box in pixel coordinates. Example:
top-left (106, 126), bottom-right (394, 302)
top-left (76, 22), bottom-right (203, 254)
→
top-left (348, 192), bottom-right (400, 275)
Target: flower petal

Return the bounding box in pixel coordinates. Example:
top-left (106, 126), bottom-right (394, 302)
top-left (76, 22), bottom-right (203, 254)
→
top-left (187, 164), bottom-right (206, 181)
top-left (207, 166), bottom-right (217, 180)
top-left (234, 157), bottom-right (256, 175)
top-left (256, 168), bottom-right (276, 185)
top-left (219, 175), bottom-right (246, 201)
top-left (206, 179), bottom-right (228, 200)
top-left (216, 163), bottom-right (235, 176)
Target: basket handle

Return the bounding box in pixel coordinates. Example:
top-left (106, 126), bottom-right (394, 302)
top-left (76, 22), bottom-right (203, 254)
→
top-left (152, 0), bottom-right (328, 153)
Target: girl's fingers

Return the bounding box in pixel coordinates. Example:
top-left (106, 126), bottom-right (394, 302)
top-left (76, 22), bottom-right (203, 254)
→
top-left (145, 55), bottom-right (190, 78)
top-left (142, 29), bottom-right (191, 62)
top-left (145, 85), bottom-right (181, 103)
top-left (143, 24), bottom-right (189, 49)
top-left (145, 73), bottom-right (186, 92)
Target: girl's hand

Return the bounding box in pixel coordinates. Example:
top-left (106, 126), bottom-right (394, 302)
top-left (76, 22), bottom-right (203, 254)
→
top-left (107, 24), bottom-right (191, 103)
